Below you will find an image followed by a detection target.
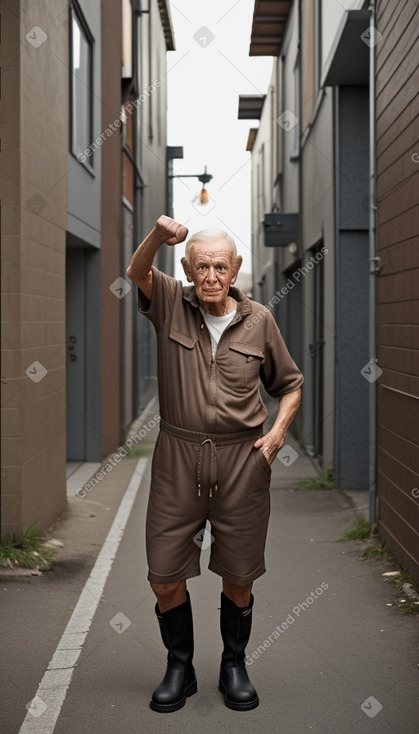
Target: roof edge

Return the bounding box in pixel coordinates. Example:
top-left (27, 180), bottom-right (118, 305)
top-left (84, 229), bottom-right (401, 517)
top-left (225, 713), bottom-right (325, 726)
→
top-left (157, 0), bottom-right (176, 51)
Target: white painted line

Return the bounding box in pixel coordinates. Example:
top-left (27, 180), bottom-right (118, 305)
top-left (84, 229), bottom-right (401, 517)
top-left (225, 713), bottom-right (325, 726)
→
top-left (19, 457), bottom-right (149, 734)
top-left (66, 462), bottom-right (101, 497)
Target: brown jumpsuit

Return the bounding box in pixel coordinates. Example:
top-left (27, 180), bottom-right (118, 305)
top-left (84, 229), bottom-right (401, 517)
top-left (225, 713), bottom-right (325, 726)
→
top-left (139, 267), bottom-right (303, 586)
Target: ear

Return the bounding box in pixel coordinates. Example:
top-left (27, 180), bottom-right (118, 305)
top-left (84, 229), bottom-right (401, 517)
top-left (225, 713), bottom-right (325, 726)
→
top-left (230, 255), bottom-right (242, 285)
top-left (181, 256), bottom-right (193, 283)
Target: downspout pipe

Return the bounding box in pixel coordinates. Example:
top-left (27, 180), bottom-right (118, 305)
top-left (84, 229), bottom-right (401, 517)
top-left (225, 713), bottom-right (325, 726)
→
top-left (132, 6), bottom-right (142, 419)
top-left (368, 1), bottom-right (378, 524)
top-left (148, 4), bottom-right (153, 144)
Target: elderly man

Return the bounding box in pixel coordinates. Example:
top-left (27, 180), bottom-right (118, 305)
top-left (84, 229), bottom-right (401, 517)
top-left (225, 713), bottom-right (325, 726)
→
top-left (127, 215), bottom-right (303, 714)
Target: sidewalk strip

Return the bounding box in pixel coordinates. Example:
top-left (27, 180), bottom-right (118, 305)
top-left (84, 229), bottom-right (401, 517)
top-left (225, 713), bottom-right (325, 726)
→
top-left (18, 457), bottom-right (149, 734)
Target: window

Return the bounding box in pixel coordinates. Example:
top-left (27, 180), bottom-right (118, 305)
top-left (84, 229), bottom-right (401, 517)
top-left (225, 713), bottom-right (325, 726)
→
top-left (274, 172), bottom-right (283, 212)
top-left (301, 0), bottom-right (316, 132)
top-left (121, 0), bottom-right (133, 78)
top-left (315, 0), bottom-right (322, 92)
top-left (291, 54), bottom-right (301, 158)
top-left (70, 3), bottom-right (93, 163)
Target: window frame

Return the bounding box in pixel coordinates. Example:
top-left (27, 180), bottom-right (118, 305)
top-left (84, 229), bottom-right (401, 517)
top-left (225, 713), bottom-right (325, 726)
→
top-left (69, 0), bottom-right (95, 173)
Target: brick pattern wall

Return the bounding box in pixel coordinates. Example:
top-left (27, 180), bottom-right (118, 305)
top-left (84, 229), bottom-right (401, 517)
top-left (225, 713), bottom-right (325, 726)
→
top-left (1, 0), bottom-right (67, 535)
top-left (375, 0), bottom-right (419, 582)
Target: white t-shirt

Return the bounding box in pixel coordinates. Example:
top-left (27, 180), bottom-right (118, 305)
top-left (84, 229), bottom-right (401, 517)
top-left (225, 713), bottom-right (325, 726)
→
top-left (199, 307), bottom-right (237, 356)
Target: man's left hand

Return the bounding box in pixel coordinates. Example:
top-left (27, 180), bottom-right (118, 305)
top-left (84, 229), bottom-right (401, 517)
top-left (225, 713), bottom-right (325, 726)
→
top-left (253, 430), bottom-right (286, 466)
top-left (254, 389), bottom-right (302, 465)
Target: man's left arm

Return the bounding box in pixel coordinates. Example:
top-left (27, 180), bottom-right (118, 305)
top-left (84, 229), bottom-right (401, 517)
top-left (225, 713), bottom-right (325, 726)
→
top-left (253, 388), bottom-right (302, 465)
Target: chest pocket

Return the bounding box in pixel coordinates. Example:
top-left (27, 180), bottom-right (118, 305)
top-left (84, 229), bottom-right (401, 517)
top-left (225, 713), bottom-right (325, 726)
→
top-left (169, 328), bottom-right (196, 350)
top-left (228, 342), bottom-right (264, 391)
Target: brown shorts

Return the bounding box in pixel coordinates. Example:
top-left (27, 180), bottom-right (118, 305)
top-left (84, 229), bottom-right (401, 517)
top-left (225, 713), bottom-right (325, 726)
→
top-left (146, 428), bottom-right (272, 586)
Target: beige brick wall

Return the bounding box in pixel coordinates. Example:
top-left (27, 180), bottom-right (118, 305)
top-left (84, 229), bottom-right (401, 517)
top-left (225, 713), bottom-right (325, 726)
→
top-left (1, 0), bottom-right (68, 536)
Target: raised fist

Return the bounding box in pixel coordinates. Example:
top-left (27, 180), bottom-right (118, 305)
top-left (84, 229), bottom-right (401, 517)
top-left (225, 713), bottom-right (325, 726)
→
top-left (155, 215), bottom-right (188, 246)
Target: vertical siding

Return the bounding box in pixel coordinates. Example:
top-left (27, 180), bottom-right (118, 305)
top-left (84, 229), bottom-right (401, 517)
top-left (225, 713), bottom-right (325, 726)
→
top-left (375, 0), bottom-right (419, 582)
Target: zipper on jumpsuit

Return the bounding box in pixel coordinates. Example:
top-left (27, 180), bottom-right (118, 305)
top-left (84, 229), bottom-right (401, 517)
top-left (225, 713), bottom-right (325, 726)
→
top-left (198, 312), bottom-right (241, 499)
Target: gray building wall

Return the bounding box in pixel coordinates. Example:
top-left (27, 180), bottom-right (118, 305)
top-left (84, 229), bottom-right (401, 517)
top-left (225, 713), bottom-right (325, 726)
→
top-left (121, 206), bottom-right (136, 428)
top-left (132, 1), bottom-right (175, 411)
top-left (138, 1), bottom-right (171, 242)
top-left (66, 0), bottom-right (102, 461)
top-left (243, 0), bottom-right (371, 487)
top-left (334, 85), bottom-right (370, 489)
top-left (249, 79), bottom-right (277, 309)
top-left (299, 89), bottom-right (335, 468)
top-left (67, 0), bottom-right (102, 246)
top-left (100, 0), bottom-right (123, 457)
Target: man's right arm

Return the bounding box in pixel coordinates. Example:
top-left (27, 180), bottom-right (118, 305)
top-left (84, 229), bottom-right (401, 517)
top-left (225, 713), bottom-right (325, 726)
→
top-left (126, 215), bottom-right (188, 300)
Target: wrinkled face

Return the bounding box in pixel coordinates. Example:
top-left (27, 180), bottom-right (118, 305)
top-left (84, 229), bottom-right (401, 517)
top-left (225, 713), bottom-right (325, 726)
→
top-left (182, 240), bottom-right (240, 307)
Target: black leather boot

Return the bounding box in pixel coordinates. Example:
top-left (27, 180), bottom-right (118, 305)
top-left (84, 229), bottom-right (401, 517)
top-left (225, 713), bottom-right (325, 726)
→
top-left (219, 592), bottom-right (259, 711)
top-left (150, 591), bottom-right (197, 713)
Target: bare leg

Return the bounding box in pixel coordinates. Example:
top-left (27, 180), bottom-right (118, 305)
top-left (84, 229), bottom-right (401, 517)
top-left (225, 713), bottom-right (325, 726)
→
top-left (151, 580), bottom-right (187, 613)
top-left (222, 579), bottom-right (253, 607)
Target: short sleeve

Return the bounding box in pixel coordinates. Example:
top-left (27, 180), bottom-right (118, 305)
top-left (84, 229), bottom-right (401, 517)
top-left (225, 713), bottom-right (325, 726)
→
top-left (138, 266), bottom-right (178, 332)
top-left (260, 313), bottom-right (304, 398)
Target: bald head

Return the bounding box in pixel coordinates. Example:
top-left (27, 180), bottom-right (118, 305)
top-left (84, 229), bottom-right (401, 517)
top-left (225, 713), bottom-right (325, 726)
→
top-left (184, 228), bottom-right (237, 261)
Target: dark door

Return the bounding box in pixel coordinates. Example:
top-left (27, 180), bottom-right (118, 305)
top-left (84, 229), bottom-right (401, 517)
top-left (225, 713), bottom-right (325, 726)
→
top-left (66, 249), bottom-right (86, 460)
top-left (311, 245), bottom-right (325, 462)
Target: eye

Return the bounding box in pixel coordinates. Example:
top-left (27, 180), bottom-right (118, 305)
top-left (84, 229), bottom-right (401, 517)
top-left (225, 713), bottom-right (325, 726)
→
top-left (197, 264), bottom-right (208, 272)
top-left (216, 265), bottom-right (227, 273)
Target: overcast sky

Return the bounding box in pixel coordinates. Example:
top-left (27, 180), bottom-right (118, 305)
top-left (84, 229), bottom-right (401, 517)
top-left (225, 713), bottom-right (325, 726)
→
top-left (166, 0), bottom-right (272, 279)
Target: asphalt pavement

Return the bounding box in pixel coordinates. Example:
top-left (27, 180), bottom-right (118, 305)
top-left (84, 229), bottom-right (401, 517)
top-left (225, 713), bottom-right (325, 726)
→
top-left (1, 401), bottom-right (418, 734)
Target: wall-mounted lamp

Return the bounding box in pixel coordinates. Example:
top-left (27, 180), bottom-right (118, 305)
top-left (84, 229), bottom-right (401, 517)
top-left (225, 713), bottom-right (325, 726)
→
top-left (170, 164), bottom-right (213, 207)
top-left (199, 187), bottom-right (210, 206)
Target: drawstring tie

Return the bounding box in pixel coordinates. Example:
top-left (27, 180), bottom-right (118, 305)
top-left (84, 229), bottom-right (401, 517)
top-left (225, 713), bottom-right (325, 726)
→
top-left (160, 419), bottom-right (262, 498)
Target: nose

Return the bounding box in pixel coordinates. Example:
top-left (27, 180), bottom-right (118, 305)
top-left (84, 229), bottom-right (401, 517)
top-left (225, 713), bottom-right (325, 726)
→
top-left (206, 266), bottom-right (217, 283)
